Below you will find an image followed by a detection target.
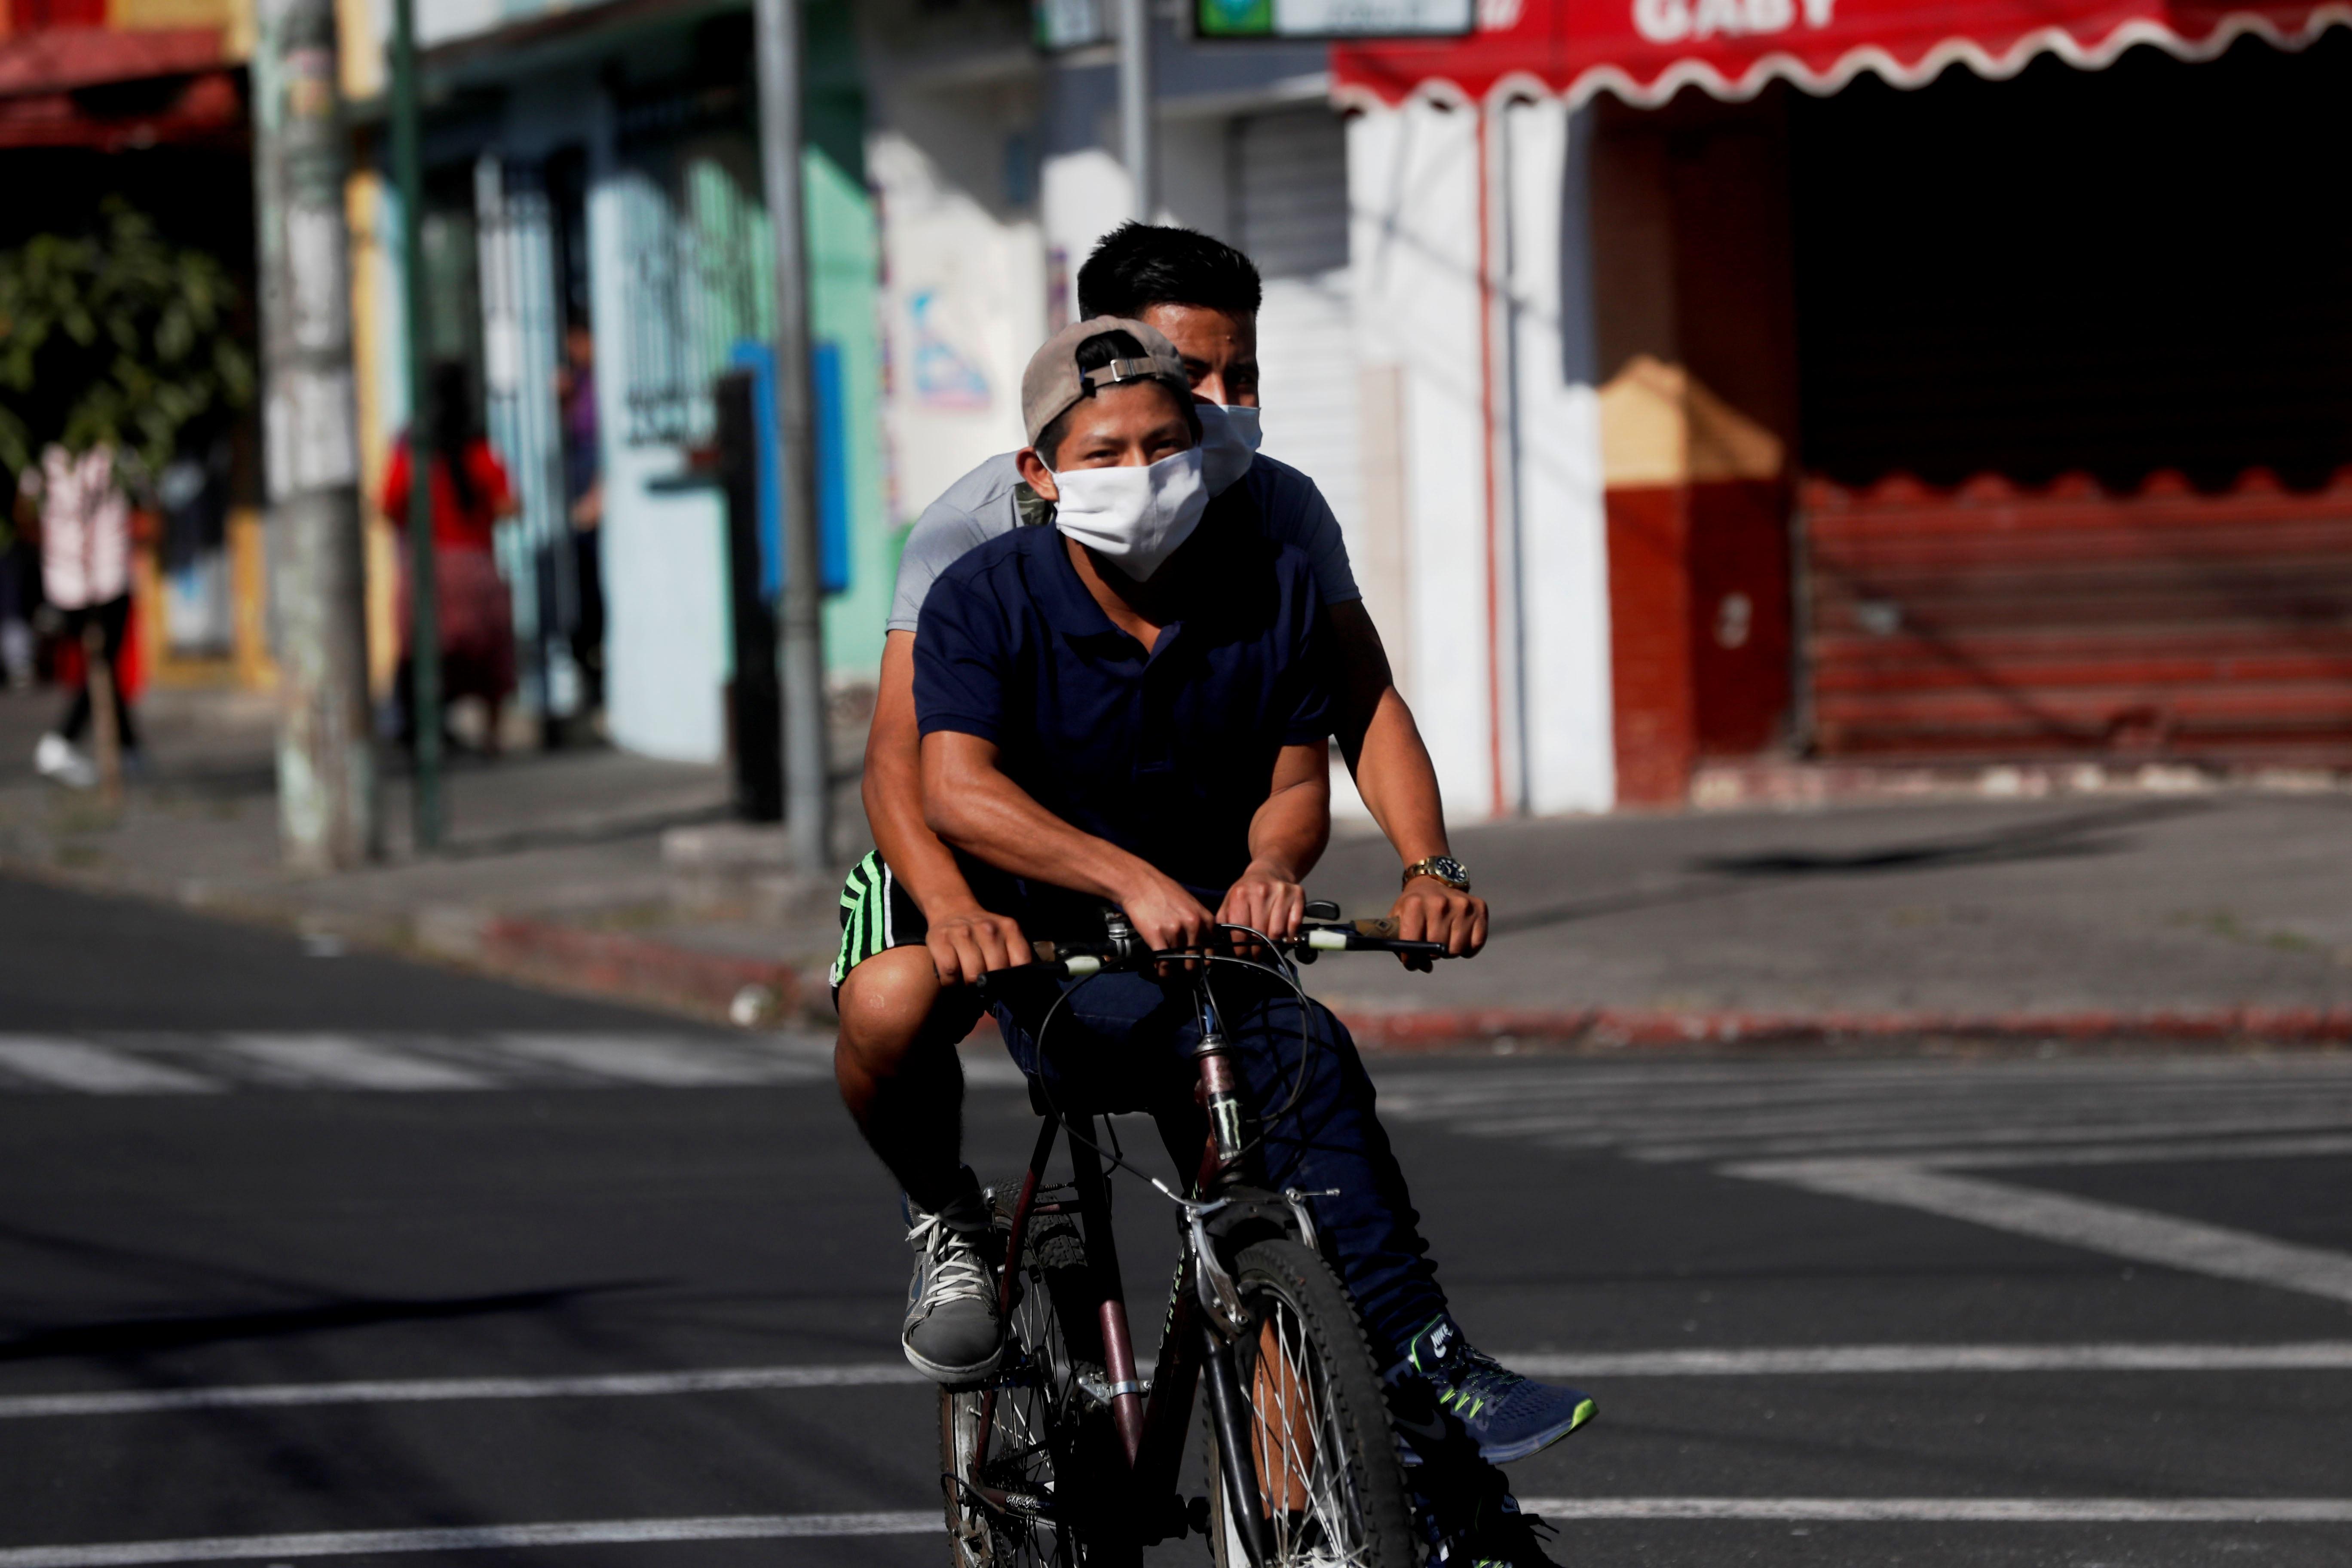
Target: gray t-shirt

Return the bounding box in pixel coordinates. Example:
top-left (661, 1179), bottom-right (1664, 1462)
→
top-left (887, 450), bottom-right (1361, 634)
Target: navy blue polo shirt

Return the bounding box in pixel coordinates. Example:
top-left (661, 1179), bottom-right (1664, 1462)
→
top-left (913, 505), bottom-right (1332, 917)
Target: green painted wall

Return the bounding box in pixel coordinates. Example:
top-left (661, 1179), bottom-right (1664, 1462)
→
top-left (802, 0), bottom-right (890, 680)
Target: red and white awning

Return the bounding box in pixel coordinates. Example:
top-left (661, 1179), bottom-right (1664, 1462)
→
top-left (1331, 0), bottom-right (2349, 107)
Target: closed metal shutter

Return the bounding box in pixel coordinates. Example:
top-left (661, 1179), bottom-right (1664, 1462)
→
top-left (1232, 107), bottom-right (1349, 280)
top-left (1791, 37), bottom-right (2352, 767)
top-left (1231, 107), bottom-right (1360, 545)
top-left (1804, 474), bottom-right (2352, 764)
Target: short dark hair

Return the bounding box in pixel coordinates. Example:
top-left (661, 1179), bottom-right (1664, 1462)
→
top-left (1076, 223), bottom-right (1262, 321)
top-left (1035, 328), bottom-right (1199, 469)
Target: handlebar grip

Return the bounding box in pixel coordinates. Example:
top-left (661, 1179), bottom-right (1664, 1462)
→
top-left (1298, 920), bottom-right (1449, 957)
top-left (1024, 939), bottom-right (1105, 977)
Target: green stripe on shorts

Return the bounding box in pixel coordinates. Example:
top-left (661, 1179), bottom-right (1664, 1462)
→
top-left (831, 851), bottom-right (889, 989)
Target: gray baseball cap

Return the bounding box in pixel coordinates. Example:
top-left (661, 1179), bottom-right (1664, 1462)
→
top-left (1020, 315), bottom-right (1190, 447)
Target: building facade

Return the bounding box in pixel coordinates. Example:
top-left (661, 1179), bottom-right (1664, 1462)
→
top-left (1338, 0), bottom-right (2352, 809)
top-left (341, 0), bottom-right (889, 763)
top-left (0, 0), bottom-right (264, 689)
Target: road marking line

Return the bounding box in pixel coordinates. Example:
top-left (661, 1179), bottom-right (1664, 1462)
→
top-left (1922, 1133), bottom-right (2352, 1169)
top-left (11, 1340), bottom-right (2352, 1422)
top-left (0, 1038), bottom-right (217, 1095)
top-left (0, 1363), bottom-right (926, 1420)
top-left (6, 1498), bottom-right (2349, 1561)
top-left (1513, 1498), bottom-right (2352, 1522)
top-left (1733, 1159), bottom-right (2352, 1305)
top-left (1507, 1341), bottom-right (2352, 1378)
top-left (1626, 1111), bottom-right (2352, 1163)
top-left (484, 1033), bottom-right (818, 1087)
top-left (0, 1513), bottom-right (937, 1567)
top-left (210, 1036), bottom-right (496, 1092)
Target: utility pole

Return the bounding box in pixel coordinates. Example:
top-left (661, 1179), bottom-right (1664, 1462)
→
top-left (251, 0), bottom-right (378, 871)
top-left (389, 0), bottom-right (444, 849)
top-left (752, 0), bottom-right (831, 871)
top-left (1117, 0), bottom-right (1154, 220)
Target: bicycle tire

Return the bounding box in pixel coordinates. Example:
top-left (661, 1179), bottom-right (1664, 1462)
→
top-left (941, 1193), bottom-right (1139, 1567)
top-left (1205, 1237), bottom-right (1416, 1568)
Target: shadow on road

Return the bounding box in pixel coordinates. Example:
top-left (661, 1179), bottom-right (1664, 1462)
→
top-left (1489, 799), bottom-right (2211, 938)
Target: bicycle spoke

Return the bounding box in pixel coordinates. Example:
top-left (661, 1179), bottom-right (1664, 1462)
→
top-left (1237, 1298), bottom-right (1375, 1568)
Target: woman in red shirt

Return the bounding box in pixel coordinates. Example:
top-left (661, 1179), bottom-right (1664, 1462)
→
top-left (381, 362), bottom-right (521, 754)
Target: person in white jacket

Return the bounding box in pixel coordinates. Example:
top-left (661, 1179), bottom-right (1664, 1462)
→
top-left (17, 443), bottom-right (138, 788)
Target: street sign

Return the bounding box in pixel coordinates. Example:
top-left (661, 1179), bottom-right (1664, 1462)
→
top-left (1196, 0), bottom-right (1473, 37)
top-left (1035, 0), bottom-right (1110, 49)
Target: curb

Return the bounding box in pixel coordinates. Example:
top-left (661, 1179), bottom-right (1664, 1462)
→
top-left (436, 914), bottom-right (2352, 1056)
top-left (464, 916), bottom-right (804, 1025)
top-left (1332, 1006), bottom-right (2352, 1053)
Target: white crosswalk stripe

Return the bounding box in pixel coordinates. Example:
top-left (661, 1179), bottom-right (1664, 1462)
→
top-left (0, 1037), bottom-right (219, 1094)
top-left (206, 1034), bottom-right (501, 1091)
top-left (0, 1033), bottom-right (830, 1095)
top-left (485, 1032), bottom-right (824, 1086)
top-left (1369, 1053), bottom-right (2352, 1306)
top-left (1370, 1055), bottom-right (2352, 1167)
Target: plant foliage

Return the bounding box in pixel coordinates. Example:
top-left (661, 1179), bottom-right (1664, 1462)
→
top-left (0, 198), bottom-right (254, 476)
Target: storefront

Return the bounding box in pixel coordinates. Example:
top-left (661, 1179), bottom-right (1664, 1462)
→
top-left (346, 0), bottom-right (887, 763)
top-left (1335, 0), bottom-right (2352, 805)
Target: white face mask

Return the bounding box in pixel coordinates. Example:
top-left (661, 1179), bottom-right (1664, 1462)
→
top-left (1194, 402), bottom-right (1262, 496)
top-left (1051, 447), bottom-right (1209, 582)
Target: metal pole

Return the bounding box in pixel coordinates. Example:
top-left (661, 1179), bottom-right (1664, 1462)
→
top-left (391, 0), bottom-right (444, 849)
top-left (251, 0), bottom-right (379, 870)
top-left (1116, 0), bottom-right (1154, 221)
top-left (752, 0), bottom-right (832, 870)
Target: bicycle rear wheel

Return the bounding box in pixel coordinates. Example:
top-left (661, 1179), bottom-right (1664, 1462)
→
top-left (1206, 1238), bottom-right (1416, 1568)
top-left (941, 1191), bottom-right (1136, 1567)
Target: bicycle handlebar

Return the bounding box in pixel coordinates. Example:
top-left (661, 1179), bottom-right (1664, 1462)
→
top-left (1023, 918), bottom-right (1449, 978)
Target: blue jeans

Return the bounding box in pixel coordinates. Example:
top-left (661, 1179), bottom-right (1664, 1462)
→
top-left (989, 964), bottom-right (1449, 1369)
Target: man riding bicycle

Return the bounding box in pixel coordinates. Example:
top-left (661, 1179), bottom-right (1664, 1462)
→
top-left (888, 313), bottom-right (1592, 1564)
top-left (835, 227), bottom-right (1483, 1363)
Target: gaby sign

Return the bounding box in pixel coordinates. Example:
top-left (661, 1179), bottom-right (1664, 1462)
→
top-left (1631, 0), bottom-right (1837, 43)
top-left (1331, 0), bottom-right (2348, 105)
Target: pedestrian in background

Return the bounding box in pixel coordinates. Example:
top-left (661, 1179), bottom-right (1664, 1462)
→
top-left (557, 317), bottom-right (604, 722)
top-left (17, 441), bottom-right (138, 787)
top-left (381, 362), bottom-right (520, 756)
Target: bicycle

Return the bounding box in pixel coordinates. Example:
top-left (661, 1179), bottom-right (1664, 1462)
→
top-left (941, 900), bottom-right (1452, 1568)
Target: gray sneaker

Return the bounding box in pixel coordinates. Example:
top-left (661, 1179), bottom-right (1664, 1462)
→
top-left (901, 1185), bottom-right (1003, 1385)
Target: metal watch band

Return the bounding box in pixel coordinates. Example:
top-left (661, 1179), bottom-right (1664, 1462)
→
top-left (1401, 856), bottom-right (1470, 892)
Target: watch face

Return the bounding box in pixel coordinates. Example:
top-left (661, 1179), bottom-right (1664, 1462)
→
top-left (1413, 857), bottom-right (1470, 889)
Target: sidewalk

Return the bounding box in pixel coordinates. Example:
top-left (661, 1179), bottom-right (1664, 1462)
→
top-left (0, 686), bottom-right (862, 1023)
top-left (4, 685), bottom-right (2350, 1049)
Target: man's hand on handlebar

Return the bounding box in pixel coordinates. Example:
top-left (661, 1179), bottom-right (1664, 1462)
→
top-left (1390, 875), bottom-right (1488, 972)
top-left (1217, 859), bottom-right (1306, 958)
top-left (1116, 867), bottom-right (1218, 968)
top-left (924, 902), bottom-right (1032, 987)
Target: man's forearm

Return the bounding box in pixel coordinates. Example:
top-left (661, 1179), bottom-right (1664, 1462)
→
top-left (1347, 686), bottom-right (1451, 866)
top-left (1246, 755), bottom-right (1332, 882)
top-left (1325, 601), bottom-right (1450, 869)
top-left (862, 742), bottom-right (982, 914)
top-left (864, 631), bottom-right (984, 916)
top-left (923, 736), bottom-right (1157, 906)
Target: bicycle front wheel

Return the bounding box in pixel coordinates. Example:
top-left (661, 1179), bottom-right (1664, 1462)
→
top-left (1206, 1238), bottom-right (1416, 1568)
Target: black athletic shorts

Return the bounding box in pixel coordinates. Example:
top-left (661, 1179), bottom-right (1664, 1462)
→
top-left (832, 850), bottom-right (927, 995)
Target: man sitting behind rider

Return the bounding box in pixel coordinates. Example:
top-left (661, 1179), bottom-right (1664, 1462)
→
top-left (910, 321), bottom-right (1595, 1553)
top-left (833, 230), bottom-right (1484, 1280)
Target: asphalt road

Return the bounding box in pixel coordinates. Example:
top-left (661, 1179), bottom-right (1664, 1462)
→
top-left (3, 874), bottom-right (2349, 1566)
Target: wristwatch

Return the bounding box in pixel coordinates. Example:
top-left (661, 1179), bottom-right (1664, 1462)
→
top-left (1401, 856), bottom-right (1471, 893)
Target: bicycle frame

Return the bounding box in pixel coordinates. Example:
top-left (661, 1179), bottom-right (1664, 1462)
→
top-left (954, 920), bottom-right (1446, 1560)
top-left (958, 985), bottom-right (1291, 1558)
